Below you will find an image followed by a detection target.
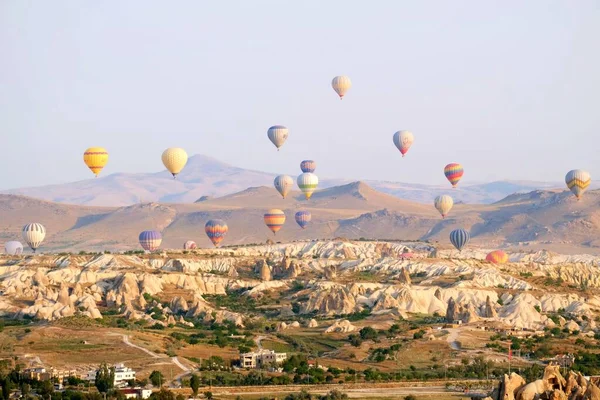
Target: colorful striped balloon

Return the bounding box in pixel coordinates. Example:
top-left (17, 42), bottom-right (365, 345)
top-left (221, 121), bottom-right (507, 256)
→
top-left (331, 76), bottom-right (352, 99)
top-left (486, 250), bottom-right (508, 264)
top-left (264, 209), bottom-right (286, 235)
top-left (183, 240), bottom-right (197, 250)
top-left (83, 147), bottom-right (109, 177)
top-left (274, 175), bottom-right (294, 199)
top-left (444, 163), bottom-right (464, 188)
top-left (22, 223), bottom-right (46, 253)
top-left (297, 173), bottom-right (319, 200)
top-left (205, 219), bottom-right (228, 247)
top-left (139, 230), bottom-right (162, 252)
top-left (449, 228), bottom-right (470, 252)
top-left (295, 211), bottom-right (311, 229)
top-left (565, 169), bottom-right (591, 200)
top-left (267, 125), bottom-right (289, 150)
top-left (300, 160), bottom-right (316, 173)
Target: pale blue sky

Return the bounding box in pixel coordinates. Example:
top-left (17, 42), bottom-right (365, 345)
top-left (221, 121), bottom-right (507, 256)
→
top-left (1, 1), bottom-right (598, 190)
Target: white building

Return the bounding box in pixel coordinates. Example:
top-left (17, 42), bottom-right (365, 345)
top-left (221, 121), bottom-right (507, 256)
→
top-left (84, 364), bottom-right (136, 386)
top-left (114, 364), bottom-right (136, 386)
top-left (120, 388), bottom-right (152, 399)
top-left (240, 350), bottom-right (287, 368)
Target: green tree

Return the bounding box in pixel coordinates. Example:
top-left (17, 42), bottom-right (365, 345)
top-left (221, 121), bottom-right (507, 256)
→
top-left (149, 388), bottom-right (175, 400)
top-left (1, 378), bottom-right (11, 400)
top-left (190, 374), bottom-right (200, 397)
top-left (203, 392), bottom-right (213, 400)
top-left (95, 363), bottom-right (115, 394)
top-left (39, 380), bottom-right (54, 399)
top-left (21, 383), bottom-right (31, 399)
top-left (149, 371), bottom-right (164, 388)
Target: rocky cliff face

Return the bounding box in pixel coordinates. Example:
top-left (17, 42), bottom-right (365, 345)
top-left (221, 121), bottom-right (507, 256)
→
top-left (0, 240), bottom-right (598, 331)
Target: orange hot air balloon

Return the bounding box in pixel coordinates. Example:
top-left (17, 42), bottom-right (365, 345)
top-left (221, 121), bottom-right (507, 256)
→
top-left (486, 250), bottom-right (508, 264)
top-left (264, 209), bottom-right (285, 235)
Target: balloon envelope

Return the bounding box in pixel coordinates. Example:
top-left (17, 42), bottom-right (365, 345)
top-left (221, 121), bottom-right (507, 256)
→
top-left (486, 250), bottom-right (508, 264)
top-left (295, 211), bottom-right (311, 229)
top-left (83, 147), bottom-right (109, 177)
top-left (4, 241), bottom-right (23, 256)
top-left (267, 126), bottom-right (289, 150)
top-left (392, 131), bottom-right (414, 157)
top-left (297, 173), bottom-right (319, 200)
top-left (331, 76), bottom-right (351, 99)
top-left (444, 163), bottom-right (464, 187)
top-left (183, 241), bottom-right (197, 250)
top-left (274, 175), bottom-right (294, 199)
top-left (22, 223), bottom-right (46, 252)
top-left (434, 195), bottom-right (454, 218)
top-left (205, 219), bottom-right (229, 247)
top-left (565, 169), bottom-right (591, 200)
top-left (449, 228), bottom-right (470, 252)
top-left (264, 209), bottom-right (285, 235)
top-left (300, 160), bottom-right (316, 173)
top-left (162, 148), bottom-right (188, 177)
top-left (139, 230), bottom-right (162, 252)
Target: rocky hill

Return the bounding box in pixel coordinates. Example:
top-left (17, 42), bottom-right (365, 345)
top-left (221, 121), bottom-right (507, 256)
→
top-left (1, 182), bottom-right (600, 253)
top-left (1, 240), bottom-right (599, 334)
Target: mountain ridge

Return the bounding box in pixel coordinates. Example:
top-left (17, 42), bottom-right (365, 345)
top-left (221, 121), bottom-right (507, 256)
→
top-left (4, 154), bottom-right (596, 206)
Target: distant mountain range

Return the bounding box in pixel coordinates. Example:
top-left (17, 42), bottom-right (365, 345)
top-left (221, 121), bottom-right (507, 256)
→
top-left (3, 154), bottom-right (596, 206)
top-left (0, 181), bottom-right (599, 253)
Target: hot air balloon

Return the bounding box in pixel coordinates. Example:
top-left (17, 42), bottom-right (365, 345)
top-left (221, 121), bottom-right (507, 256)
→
top-left (295, 211), bottom-right (311, 229)
top-left (565, 169), bottom-right (591, 200)
top-left (434, 195), bottom-right (454, 219)
top-left (267, 126), bottom-right (289, 151)
top-left (449, 228), bottom-right (470, 252)
top-left (183, 241), bottom-right (197, 250)
top-left (392, 131), bottom-right (414, 157)
top-left (205, 219), bottom-right (229, 247)
top-left (300, 160), bottom-right (316, 173)
top-left (274, 175), bottom-right (294, 199)
top-left (139, 230), bottom-right (162, 252)
top-left (22, 223), bottom-right (46, 253)
top-left (4, 241), bottom-right (23, 256)
top-left (486, 250), bottom-right (508, 264)
top-left (83, 147), bottom-right (109, 177)
top-left (331, 76), bottom-right (351, 99)
top-left (264, 209), bottom-right (285, 235)
top-left (162, 148), bottom-right (188, 178)
top-left (297, 173), bottom-right (318, 200)
top-left (444, 163), bottom-right (464, 188)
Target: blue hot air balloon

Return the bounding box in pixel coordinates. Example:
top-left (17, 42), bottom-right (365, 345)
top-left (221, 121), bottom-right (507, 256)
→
top-left (449, 229), bottom-right (470, 252)
top-left (139, 230), bottom-right (162, 252)
top-left (300, 160), bottom-right (316, 173)
top-left (295, 211), bottom-right (311, 229)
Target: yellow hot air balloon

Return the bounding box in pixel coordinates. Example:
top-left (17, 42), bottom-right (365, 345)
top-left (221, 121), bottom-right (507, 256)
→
top-left (162, 148), bottom-right (188, 178)
top-left (434, 195), bottom-right (454, 219)
top-left (264, 209), bottom-right (286, 235)
top-left (83, 147), bottom-right (109, 177)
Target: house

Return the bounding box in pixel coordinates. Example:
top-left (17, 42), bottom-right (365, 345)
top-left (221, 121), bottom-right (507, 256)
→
top-left (240, 350), bottom-right (287, 369)
top-left (119, 388), bottom-right (152, 399)
top-left (114, 364), bottom-right (136, 386)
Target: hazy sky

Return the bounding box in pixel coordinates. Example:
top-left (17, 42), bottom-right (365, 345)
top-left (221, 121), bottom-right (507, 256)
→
top-left (1, 1), bottom-right (598, 190)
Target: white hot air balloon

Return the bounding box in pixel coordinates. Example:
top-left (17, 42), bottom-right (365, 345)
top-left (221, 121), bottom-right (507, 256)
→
top-left (297, 173), bottom-right (319, 199)
top-left (392, 130), bottom-right (414, 157)
top-left (565, 169), bottom-right (591, 200)
top-left (434, 195), bottom-right (454, 219)
top-left (22, 223), bottom-right (46, 253)
top-left (331, 76), bottom-right (351, 99)
top-left (267, 126), bottom-right (289, 151)
top-left (4, 241), bottom-right (23, 256)
top-left (274, 175), bottom-right (294, 199)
